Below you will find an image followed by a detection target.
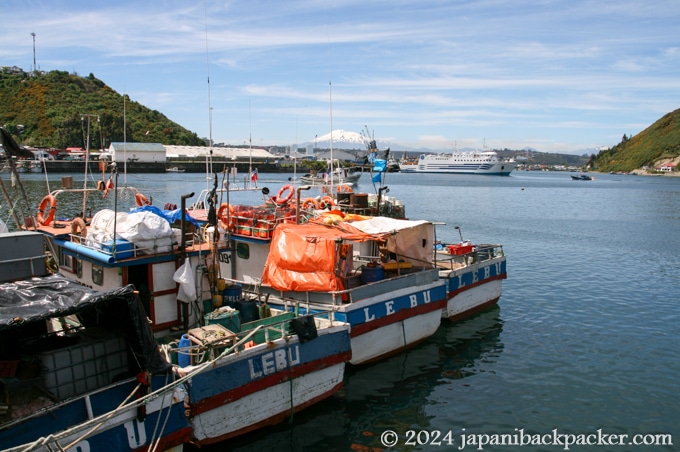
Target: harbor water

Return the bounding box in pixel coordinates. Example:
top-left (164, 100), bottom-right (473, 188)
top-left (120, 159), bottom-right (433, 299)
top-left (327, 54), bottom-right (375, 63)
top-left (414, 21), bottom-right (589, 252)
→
top-left (2, 170), bottom-right (678, 451)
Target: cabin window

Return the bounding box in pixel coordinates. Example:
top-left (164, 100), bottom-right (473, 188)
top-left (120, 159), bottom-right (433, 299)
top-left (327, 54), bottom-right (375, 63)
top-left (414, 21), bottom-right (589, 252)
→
top-left (59, 249), bottom-right (74, 271)
top-left (76, 259), bottom-right (82, 278)
top-left (236, 242), bottom-right (250, 259)
top-left (92, 264), bottom-right (104, 286)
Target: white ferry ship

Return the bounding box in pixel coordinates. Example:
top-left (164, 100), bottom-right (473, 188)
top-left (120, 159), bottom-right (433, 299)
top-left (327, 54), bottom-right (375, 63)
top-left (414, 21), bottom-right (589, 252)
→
top-left (399, 151), bottom-right (516, 175)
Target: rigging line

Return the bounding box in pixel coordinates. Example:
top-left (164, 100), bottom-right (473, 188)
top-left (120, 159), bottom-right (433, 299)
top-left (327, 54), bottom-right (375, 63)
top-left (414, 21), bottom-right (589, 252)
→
top-left (204, 0), bottom-right (214, 185)
top-left (149, 372), bottom-right (173, 452)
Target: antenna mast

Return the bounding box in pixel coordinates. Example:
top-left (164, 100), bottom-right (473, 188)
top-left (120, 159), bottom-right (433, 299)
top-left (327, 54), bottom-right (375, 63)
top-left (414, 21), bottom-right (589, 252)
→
top-left (204, 5), bottom-right (213, 185)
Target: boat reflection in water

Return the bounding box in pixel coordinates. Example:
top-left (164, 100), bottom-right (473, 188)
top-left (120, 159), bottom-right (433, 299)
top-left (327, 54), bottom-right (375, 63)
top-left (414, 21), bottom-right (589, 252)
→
top-left (202, 306), bottom-right (504, 452)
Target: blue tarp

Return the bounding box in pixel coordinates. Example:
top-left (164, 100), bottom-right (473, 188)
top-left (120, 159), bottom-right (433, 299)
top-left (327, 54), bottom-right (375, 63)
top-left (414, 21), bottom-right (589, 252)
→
top-left (129, 205), bottom-right (202, 228)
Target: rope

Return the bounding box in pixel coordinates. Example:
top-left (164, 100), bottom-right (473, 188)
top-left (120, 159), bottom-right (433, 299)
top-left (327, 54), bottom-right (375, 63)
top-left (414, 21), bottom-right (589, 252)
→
top-left (148, 372), bottom-right (172, 452)
top-left (51, 382), bottom-right (142, 451)
top-left (20, 326), bottom-right (264, 451)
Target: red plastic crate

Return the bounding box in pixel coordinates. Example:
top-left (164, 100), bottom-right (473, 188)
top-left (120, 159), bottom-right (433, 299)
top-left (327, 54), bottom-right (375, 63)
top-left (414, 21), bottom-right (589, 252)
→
top-left (447, 244), bottom-right (474, 255)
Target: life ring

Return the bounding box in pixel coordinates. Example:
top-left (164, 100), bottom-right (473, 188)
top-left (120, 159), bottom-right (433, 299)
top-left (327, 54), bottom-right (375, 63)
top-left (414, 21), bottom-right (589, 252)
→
top-left (276, 185), bottom-right (294, 205)
top-left (71, 217), bottom-right (87, 243)
top-left (337, 185), bottom-right (353, 193)
top-left (135, 193), bottom-right (151, 207)
top-left (217, 203), bottom-right (235, 230)
top-left (97, 180), bottom-right (114, 191)
top-left (321, 196), bottom-right (336, 208)
top-left (301, 198), bottom-right (320, 210)
top-left (36, 195), bottom-right (57, 226)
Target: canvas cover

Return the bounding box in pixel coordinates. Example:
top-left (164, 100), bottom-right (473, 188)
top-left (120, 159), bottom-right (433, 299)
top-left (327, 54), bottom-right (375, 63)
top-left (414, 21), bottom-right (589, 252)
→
top-left (349, 217), bottom-right (435, 266)
top-left (261, 222), bottom-right (378, 292)
top-left (261, 218), bottom-right (435, 292)
top-left (0, 275), bottom-right (171, 374)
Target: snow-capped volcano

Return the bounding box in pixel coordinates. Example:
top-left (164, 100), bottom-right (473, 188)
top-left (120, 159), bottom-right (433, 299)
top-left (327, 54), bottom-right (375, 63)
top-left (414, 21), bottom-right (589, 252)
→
top-left (313, 129), bottom-right (367, 148)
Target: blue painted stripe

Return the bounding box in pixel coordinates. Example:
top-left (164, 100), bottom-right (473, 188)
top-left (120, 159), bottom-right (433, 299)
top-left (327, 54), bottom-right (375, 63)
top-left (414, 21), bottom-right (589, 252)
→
top-left (189, 328), bottom-right (350, 403)
top-left (446, 259), bottom-right (507, 293)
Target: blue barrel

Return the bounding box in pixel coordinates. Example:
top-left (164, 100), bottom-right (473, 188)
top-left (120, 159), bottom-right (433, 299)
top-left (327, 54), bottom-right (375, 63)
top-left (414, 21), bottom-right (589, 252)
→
top-left (361, 264), bottom-right (385, 284)
top-left (178, 334), bottom-right (191, 367)
top-left (237, 301), bottom-right (260, 323)
top-left (222, 284), bottom-right (243, 308)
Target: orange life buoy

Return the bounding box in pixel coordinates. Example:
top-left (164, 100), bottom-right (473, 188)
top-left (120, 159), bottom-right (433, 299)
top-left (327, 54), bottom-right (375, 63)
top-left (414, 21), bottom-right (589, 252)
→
top-left (337, 185), bottom-right (353, 193)
top-left (71, 217), bottom-right (87, 243)
top-left (276, 185), bottom-right (294, 205)
top-left (37, 194), bottom-right (57, 226)
top-left (217, 203), bottom-right (235, 230)
top-left (321, 196), bottom-right (336, 208)
top-left (135, 193), bottom-right (151, 207)
top-left (301, 198), bottom-right (320, 210)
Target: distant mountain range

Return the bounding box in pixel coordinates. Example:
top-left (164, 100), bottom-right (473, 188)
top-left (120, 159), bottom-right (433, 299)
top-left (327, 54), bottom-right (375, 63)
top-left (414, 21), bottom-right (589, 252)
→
top-left (307, 129), bottom-right (596, 164)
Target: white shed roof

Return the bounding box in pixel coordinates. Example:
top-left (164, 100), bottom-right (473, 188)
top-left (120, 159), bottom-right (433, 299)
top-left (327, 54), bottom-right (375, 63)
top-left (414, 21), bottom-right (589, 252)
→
top-left (164, 145), bottom-right (277, 159)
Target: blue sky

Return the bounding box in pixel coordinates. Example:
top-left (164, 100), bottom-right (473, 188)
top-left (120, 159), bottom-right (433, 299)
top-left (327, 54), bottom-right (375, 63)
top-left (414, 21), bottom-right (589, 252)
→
top-left (1, 1), bottom-right (679, 155)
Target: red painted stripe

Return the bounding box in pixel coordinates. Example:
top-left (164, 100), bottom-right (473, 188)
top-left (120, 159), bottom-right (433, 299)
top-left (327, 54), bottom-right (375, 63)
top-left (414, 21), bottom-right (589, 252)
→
top-left (190, 351), bottom-right (350, 416)
top-left (349, 298), bottom-right (447, 338)
top-left (447, 273), bottom-right (506, 299)
top-left (195, 381), bottom-right (344, 445)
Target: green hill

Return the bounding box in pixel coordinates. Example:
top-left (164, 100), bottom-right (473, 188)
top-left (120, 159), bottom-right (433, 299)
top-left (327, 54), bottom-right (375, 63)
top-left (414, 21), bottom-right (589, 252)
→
top-left (594, 108), bottom-right (680, 173)
top-left (0, 68), bottom-right (205, 149)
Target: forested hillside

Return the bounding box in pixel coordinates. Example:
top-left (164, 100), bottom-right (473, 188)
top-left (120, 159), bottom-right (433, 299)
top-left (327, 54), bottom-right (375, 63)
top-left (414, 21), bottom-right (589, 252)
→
top-left (0, 68), bottom-right (205, 149)
top-left (595, 108), bottom-right (680, 173)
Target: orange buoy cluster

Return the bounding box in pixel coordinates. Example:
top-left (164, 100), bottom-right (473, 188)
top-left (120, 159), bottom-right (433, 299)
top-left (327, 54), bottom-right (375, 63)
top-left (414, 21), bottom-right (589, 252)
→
top-left (218, 184), bottom-right (369, 239)
top-left (221, 204), bottom-right (286, 239)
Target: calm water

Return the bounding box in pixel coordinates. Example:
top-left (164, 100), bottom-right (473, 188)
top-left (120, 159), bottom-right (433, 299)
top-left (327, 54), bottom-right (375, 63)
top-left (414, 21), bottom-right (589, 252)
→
top-left (2, 170), bottom-right (679, 451)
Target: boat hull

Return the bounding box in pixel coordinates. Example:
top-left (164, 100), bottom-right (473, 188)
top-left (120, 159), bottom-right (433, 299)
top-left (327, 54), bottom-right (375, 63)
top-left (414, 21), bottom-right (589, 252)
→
top-left (2, 377), bottom-right (191, 452)
top-left (187, 323), bottom-right (351, 445)
top-left (440, 256), bottom-right (507, 320)
top-left (266, 270), bottom-right (447, 366)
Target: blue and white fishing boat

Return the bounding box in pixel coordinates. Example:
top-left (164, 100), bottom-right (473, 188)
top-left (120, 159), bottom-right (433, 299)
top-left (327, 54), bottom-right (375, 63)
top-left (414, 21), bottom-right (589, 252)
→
top-left (226, 212), bottom-right (448, 365)
top-left (434, 237), bottom-right (507, 321)
top-left (0, 231), bottom-right (192, 451)
top-left (2, 168), bottom-right (351, 448)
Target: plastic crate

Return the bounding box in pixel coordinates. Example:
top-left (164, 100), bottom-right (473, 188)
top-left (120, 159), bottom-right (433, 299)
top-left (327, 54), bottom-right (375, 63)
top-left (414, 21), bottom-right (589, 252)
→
top-left (447, 244), bottom-right (474, 255)
top-left (39, 334), bottom-right (128, 400)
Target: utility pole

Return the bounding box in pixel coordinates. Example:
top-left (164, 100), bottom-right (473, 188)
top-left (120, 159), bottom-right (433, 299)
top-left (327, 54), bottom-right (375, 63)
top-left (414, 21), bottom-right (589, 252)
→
top-left (31, 32), bottom-right (36, 72)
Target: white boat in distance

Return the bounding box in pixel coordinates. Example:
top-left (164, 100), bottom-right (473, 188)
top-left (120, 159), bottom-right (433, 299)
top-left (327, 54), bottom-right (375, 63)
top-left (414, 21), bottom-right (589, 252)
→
top-left (400, 151), bottom-right (516, 175)
top-left (299, 167), bottom-right (362, 186)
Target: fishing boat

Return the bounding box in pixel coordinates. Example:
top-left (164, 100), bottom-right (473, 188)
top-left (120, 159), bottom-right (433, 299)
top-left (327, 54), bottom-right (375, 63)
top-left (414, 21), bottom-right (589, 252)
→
top-left (1, 166), bottom-right (351, 447)
top-left (570, 173), bottom-right (592, 180)
top-left (399, 150), bottom-right (516, 175)
top-left (299, 166), bottom-right (362, 186)
top-left (225, 206), bottom-right (447, 365)
top-left (0, 231), bottom-right (192, 451)
top-left (433, 230), bottom-right (507, 321)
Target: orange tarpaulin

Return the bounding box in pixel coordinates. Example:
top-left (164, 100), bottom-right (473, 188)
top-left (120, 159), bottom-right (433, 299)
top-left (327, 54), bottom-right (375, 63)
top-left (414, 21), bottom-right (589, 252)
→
top-left (261, 222), bottom-right (379, 292)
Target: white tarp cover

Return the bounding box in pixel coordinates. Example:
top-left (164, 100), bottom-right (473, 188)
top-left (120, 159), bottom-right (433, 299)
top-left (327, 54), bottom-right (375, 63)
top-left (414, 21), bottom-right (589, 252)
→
top-left (86, 209), bottom-right (174, 254)
top-left (350, 217), bottom-right (434, 265)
